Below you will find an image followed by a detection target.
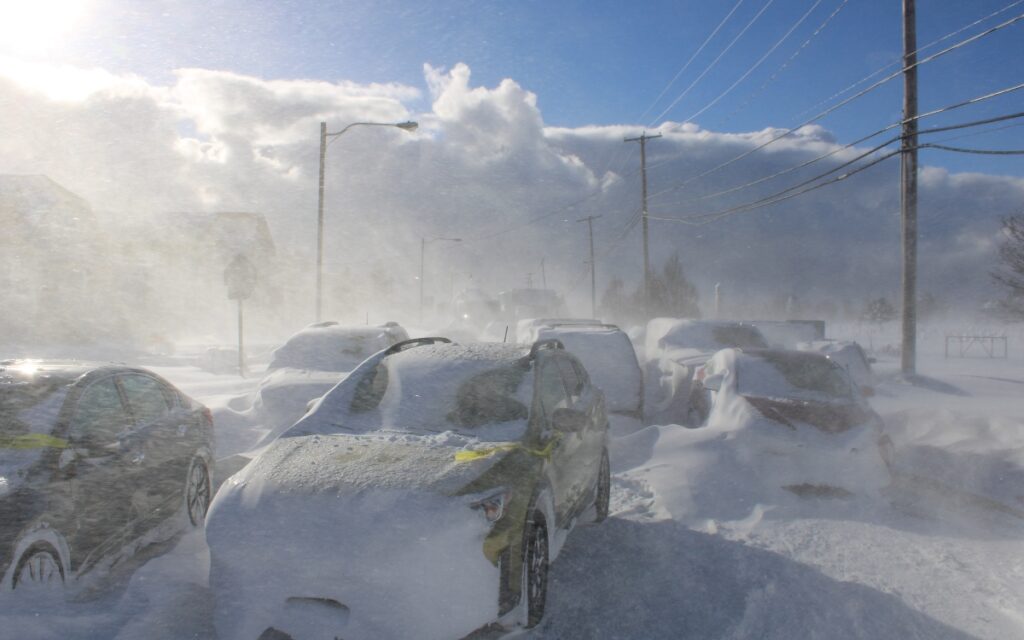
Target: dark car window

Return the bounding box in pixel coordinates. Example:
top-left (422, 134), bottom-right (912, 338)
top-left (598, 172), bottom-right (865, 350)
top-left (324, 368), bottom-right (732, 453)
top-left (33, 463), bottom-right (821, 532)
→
top-left (70, 377), bottom-right (132, 444)
top-left (120, 374), bottom-right (172, 425)
top-left (538, 360), bottom-right (570, 418)
top-left (712, 325), bottom-right (769, 349)
top-left (448, 366), bottom-right (528, 428)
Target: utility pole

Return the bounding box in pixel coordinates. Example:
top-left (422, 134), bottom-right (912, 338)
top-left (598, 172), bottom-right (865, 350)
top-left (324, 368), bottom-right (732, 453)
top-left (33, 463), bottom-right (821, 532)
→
top-left (541, 257), bottom-right (547, 289)
top-left (577, 214), bottom-right (603, 318)
top-left (624, 132), bottom-right (662, 320)
top-left (316, 121), bottom-right (327, 322)
top-left (901, 0), bottom-right (919, 375)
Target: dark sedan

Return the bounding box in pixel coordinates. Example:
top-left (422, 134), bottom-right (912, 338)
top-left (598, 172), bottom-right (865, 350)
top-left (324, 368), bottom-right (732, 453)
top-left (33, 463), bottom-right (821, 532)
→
top-left (0, 360), bottom-right (214, 595)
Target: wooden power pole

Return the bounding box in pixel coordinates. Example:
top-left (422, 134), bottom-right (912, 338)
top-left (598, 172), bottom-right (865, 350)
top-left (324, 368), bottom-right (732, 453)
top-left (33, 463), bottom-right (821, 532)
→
top-left (625, 132), bottom-right (662, 320)
top-left (901, 0), bottom-right (919, 375)
top-left (577, 214), bottom-right (603, 318)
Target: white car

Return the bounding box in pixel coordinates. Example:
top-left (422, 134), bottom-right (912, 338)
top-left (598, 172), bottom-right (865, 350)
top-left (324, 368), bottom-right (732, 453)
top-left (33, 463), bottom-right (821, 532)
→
top-left (526, 321), bottom-right (644, 425)
top-left (206, 338), bottom-right (610, 640)
top-left (645, 319), bottom-right (769, 425)
top-left (689, 347), bottom-right (891, 497)
top-left (252, 322), bottom-right (409, 435)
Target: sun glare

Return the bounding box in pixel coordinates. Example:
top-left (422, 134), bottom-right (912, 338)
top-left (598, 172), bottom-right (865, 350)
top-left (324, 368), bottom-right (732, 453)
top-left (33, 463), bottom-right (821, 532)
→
top-left (0, 0), bottom-right (88, 55)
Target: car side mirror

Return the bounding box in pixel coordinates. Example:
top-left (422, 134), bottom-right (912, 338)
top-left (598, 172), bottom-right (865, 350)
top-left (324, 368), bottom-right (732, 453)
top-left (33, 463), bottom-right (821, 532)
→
top-left (701, 373), bottom-right (725, 392)
top-left (551, 408), bottom-right (587, 433)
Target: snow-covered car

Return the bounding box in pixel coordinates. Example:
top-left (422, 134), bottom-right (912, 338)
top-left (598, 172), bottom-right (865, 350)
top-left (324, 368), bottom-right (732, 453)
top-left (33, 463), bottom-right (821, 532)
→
top-left (206, 338), bottom-right (611, 640)
top-left (689, 348), bottom-right (890, 496)
top-left (798, 340), bottom-right (874, 395)
top-left (525, 321), bottom-right (643, 424)
top-left (0, 360), bottom-right (213, 595)
top-left (252, 322), bottom-right (409, 433)
top-left (645, 319), bottom-right (769, 424)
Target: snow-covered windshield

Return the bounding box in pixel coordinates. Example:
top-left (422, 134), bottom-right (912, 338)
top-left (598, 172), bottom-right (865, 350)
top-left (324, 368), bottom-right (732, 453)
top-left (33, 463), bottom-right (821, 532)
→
top-left (737, 351), bottom-right (853, 400)
top-left (343, 355), bottom-right (530, 437)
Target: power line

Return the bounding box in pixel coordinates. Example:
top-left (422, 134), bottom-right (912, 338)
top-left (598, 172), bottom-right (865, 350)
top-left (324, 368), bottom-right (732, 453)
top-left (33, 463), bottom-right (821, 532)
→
top-left (920, 143), bottom-right (1024, 155)
top-left (795, 0), bottom-right (1024, 121)
top-left (643, 13), bottom-right (1024, 200)
top-left (649, 0), bottom-right (776, 126)
top-left (638, 0), bottom-right (748, 126)
top-left (649, 109), bottom-right (1024, 225)
top-left (729, 0), bottom-right (849, 119)
top-left (683, 0), bottom-right (824, 124)
top-left (650, 84), bottom-right (1024, 208)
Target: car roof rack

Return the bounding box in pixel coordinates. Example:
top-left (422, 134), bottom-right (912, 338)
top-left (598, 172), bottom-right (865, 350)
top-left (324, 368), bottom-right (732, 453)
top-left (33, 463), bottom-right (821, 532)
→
top-left (384, 336), bottom-right (452, 356)
top-left (528, 338), bottom-right (564, 359)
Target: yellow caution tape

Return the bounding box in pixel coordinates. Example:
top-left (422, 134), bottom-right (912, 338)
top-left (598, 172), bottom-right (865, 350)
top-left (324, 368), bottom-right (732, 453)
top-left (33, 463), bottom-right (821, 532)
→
top-left (0, 433), bottom-right (69, 450)
top-left (454, 435), bottom-right (560, 462)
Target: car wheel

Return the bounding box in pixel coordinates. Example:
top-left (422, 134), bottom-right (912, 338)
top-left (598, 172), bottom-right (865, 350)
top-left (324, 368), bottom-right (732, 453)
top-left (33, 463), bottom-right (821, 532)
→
top-left (12, 542), bottom-right (65, 591)
top-left (594, 451), bottom-right (611, 523)
top-left (523, 511), bottom-right (549, 628)
top-left (185, 457), bottom-right (212, 526)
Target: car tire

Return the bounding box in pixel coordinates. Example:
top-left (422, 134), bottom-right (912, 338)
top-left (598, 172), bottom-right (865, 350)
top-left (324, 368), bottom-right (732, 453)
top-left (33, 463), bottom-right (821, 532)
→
top-left (523, 511), bottom-right (549, 628)
top-left (185, 457), bottom-right (212, 527)
top-left (594, 451), bottom-right (611, 523)
top-left (12, 542), bottom-right (65, 591)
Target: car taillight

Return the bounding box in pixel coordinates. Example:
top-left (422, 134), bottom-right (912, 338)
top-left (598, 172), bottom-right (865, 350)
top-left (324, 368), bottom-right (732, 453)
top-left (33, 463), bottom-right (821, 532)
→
top-left (695, 366), bottom-right (706, 382)
top-left (202, 407), bottom-right (213, 426)
top-left (471, 490), bottom-right (510, 524)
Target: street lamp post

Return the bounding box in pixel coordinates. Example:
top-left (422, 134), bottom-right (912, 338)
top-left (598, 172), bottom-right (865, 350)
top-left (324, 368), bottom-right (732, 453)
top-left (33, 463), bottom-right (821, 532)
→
top-left (316, 119), bottom-right (418, 321)
top-left (420, 236), bottom-right (462, 322)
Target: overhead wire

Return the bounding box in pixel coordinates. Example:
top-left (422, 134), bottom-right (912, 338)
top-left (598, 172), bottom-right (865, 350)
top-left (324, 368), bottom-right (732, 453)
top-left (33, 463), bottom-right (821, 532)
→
top-left (728, 0), bottom-right (849, 119)
top-left (650, 83), bottom-right (1024, 209)
top-left (648, 108), bottom-right (1024, 224)
top-left (638, 0), bottom-right (749, 126)
top-left (648, 0), bottom-right (777, 126)
top-left (642, 11), bottom-right (1024, 201)
top-left (795, 0), bottom-right (1024, 120)
top-left (683, 0), bottom-right (824, 124)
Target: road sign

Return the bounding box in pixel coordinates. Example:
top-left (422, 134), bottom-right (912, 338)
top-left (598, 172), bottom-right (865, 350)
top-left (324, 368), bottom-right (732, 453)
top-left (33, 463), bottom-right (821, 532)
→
top-left (224, 254), bottom-right (257, 301)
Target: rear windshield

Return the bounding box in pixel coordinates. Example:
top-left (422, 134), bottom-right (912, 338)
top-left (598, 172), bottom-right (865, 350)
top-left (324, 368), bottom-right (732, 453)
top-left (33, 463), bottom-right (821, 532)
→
top-left (738, 352), bottom-right (853, 400)
top-left (712, 326), bottom-right (769, 350)
top-left (0, 380), bottom-right (70, 438)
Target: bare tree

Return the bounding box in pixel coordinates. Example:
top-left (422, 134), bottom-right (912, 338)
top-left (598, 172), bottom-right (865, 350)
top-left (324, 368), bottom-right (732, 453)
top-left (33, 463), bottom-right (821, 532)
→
top-left (991, 215), bottom-right (1024, 319)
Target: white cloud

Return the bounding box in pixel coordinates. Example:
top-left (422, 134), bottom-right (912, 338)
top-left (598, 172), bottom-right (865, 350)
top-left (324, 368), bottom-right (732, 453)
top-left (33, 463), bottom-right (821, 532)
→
top-left (1, 57), bottom-right (1022, 328)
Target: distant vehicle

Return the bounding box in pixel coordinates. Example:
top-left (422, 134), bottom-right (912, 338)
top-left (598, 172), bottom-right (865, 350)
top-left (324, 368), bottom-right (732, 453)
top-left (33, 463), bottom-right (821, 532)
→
top-left (254, 322), bottom-right (409, 433)
top-left (0, 360), bottom-right (214, 594)
top-left (207, 338), bottom-right (610, 640)
top-left (645, 319), bottom-right (769, 424)
top-left (497, 289), bottom-right (569, 326)
top-left (689, 348), bottom-right (890, 496)
top-left (522, 320), bottom-right (643, 423)
top-left (453, 288), bottom-right (500, 328)
top-left (798, 340), bottom-right (875, 396)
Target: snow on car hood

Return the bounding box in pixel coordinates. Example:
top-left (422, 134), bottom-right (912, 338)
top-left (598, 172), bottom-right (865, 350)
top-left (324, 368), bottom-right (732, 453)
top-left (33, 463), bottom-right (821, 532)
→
top-left (220, 430), bottom-right (514, 500)
top-left (207, 430), bottom-right (509, 640)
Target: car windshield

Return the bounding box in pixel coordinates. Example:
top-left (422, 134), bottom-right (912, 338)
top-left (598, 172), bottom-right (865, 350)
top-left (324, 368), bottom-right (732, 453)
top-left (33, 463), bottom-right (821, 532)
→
top-left (738, 352), bottom-right (853, 400)
top-left (343, 356), bottom-right (530, 438)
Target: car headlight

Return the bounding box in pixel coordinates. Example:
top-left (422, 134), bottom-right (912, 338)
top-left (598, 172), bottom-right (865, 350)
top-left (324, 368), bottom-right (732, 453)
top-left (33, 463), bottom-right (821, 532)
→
top-left (470, 489), bottom-right (511, 524)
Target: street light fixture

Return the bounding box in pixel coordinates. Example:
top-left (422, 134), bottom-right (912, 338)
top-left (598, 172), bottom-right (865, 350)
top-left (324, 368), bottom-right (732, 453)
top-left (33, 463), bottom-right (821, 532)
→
top-left (420, 236), bottom-right (462, 322)
top-left (316, 119), bottom-right (419, 321)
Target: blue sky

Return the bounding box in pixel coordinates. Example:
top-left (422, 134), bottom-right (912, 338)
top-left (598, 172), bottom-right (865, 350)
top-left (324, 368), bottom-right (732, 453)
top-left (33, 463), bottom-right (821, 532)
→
top-left (6, 0), bottom-right (1024, 178)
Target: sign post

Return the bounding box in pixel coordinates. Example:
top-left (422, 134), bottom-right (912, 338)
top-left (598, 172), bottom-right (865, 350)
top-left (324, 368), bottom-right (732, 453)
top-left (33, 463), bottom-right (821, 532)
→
top-left (224, 254), bottom-right (258, 377)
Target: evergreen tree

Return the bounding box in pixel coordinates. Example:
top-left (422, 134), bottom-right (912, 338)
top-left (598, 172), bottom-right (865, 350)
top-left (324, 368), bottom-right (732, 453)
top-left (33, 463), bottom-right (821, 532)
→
top-left (862, 297), bottom-right (897, 325)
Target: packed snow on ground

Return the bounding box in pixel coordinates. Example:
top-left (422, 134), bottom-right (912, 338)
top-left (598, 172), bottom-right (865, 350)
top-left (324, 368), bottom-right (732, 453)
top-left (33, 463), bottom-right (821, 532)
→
top-left (2, 330), bottom-right (1023, 639)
